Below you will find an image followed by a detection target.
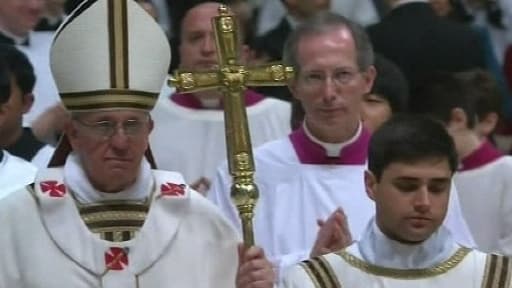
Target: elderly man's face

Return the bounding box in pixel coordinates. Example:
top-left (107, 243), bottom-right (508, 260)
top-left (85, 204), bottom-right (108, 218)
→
top-left (66, 109), bottom-right (153, 193)
top-left (0, 0), bottom-right (44, 37)
top-left (290, 27), bottom-right (375, 133)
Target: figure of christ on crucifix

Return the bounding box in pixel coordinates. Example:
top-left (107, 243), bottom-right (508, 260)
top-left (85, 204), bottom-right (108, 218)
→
top-left (170, 4), bottom-right (294, 246)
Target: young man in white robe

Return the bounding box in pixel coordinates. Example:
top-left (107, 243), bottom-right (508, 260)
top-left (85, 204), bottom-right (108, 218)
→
top-left (0, 1), bottom-right (275, 287)
top-left (411, 71), bottom-right (512, 256)
top-left (281, 115), bottom-right (512, 288)
top-left (150, 1), bottom-right (291, 193)
top-left (209, 12), bottom-right (474, 277)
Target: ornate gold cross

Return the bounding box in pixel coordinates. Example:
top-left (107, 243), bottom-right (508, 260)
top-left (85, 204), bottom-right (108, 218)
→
top-left (169, 5), bottom-right (294, 245)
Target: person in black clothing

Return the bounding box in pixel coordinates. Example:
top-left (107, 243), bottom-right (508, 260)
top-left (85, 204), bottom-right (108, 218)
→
top-left (0, 44), bottom-right (46, 162)
top-left (367, 0), bottom-right (485, 106)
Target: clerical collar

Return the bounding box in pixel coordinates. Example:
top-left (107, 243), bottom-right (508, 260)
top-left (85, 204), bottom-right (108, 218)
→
top-left (289, 122), bottom-right (369, 165)
top-left (63, 153), bottom-right (153, 204)
top-left (358, 218), bottom-right (458, 269)
top-left (392, 0), bottom-right (428, 9)
top-left (459, 139), bottom-right (503, 172)
top-left (0, 29), bottom-right (29, 46)
top-left (170, 89), bottom-right (265, 110)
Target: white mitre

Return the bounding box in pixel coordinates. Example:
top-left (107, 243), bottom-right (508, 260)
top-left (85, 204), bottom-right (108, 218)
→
top-left (50, 0), bottom-right (171, 112)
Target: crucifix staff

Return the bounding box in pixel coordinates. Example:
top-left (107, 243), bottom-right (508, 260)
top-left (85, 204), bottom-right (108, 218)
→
top-left (169, 5), bottom-right (294, 246)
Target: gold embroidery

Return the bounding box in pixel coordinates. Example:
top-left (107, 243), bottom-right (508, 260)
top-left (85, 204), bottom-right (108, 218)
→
top-left (482, 254), bottom-right (512, 288)
top-left (300, 257), bottom-right (341, 288)
top-left (336, 247), bottom-right (472, 279)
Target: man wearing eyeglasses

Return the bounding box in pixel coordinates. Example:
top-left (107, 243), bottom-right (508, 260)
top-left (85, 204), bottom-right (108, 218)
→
top-left (209, 12), bottom-right (475, 280)
top-left (0, 1), bottom-right (274, 287)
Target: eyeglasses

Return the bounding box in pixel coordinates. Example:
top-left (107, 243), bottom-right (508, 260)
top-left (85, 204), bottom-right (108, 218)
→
top-left (73, 118), bottom-right (149, 140)
top-left (300, 68), bottom-right (361, 89)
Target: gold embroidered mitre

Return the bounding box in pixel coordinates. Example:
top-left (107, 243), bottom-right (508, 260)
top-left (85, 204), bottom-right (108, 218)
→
top-left (50, 0), bottom-right (171, 111)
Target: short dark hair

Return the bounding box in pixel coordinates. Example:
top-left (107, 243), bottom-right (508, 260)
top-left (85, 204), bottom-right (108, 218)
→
top-left (283, 12), bottom-right (374, 75)
top-left (0, 44), bottom-right (35, 105)
top-left (370, 54), bottom-right (408, 113)
top-left (369, 115), bottom-right (459, 180)
top-left (410, 72), bottom-right (477, 128)
top-left (455, 69), bottom-right (502, 120)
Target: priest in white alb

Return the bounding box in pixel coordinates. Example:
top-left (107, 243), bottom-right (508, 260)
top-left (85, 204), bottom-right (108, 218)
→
top-left (0, 1), bottom-right (274, 287)
top-left (208, 12), bottom-right (475, 277)
top-left (282, 116), bottom-right (512, 288)
top-left (150, 1), bottom-right (291, 193)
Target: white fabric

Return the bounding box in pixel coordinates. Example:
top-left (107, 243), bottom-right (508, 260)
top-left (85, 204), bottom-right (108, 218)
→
top-left (358, 218), bottom-right (458, 269)
top-left (0, 150), bottom-right (37, 200)
top-left (63, 153), bottom-right (153, 203)
top-left (209, 136), bottom-right (475, 277)
top-left (31, 144), bottom-right (55, 169)
top-left (0, 167), bottom-right (240, 287)
top-left (150, 87), bottom-right (291, 185)
top-left (256, 0), bottom-right (379, 36)
top-left (282, 240), bottom-right (488, 288)
top-left (50, 0), bottom-right (170, 97)
top-left (454, 156), bottom-right (512, 255)
top-left (17, 31), bottom-right (59, 126)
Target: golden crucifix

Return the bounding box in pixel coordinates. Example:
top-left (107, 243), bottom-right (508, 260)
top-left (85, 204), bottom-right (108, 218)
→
top-left (169, 5), bottom-right (294, 246)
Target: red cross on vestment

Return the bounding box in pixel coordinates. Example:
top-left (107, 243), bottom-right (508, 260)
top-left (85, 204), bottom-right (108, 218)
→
top-left (105, 247), bottom-right (129, 271)
top-left (160, 182), bottom-right (186, 197)
top-left (40, 181), bottom-right (67, 198)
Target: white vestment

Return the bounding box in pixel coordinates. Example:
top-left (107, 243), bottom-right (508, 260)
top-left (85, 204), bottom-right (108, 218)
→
top-left (150, 88), bottom-right (291, 185)
top-left (0, 150), bottom-right (37, 200)
top-left (281, 219), bottom-right (511, 288)
top-left (255, 0), bottom-right (379, 36)
top-left (17, 31), bottom-right (59, 126)
top-left (209, 125), bottom-right (475, 276)
top-left (0, 165), bottom-right (240, 287)
top-left (454, 140), bottom-right (512, 255)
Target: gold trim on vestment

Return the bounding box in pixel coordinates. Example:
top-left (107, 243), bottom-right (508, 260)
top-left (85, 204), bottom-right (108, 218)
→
top-left (61, 90), bottom-right (157, 110)
top-left (81, 211), bottom-right (147, 224)
top-left (300, 257), bottom-right (341, 288)
top-left (336, 247), bottom-right (472, 279)
top-left (482, 254), bottom-right (512, 288)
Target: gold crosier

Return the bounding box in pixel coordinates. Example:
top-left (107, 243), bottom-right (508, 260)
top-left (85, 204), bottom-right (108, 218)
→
top-left (169, 5), bottom-right (294, 245)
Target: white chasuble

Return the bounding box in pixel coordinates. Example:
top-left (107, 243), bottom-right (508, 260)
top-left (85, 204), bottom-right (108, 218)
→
top-left (0, 150), bottom-right (37, 200)
top-left (281, 244), bottom-right (512, 288)
top-left (150, 88), bottom-right (291, 186)
top-left (209, 125), bottom-right (475, 276)
top-left (0, 168), bottom-right (240, 288)
top-left (282, 219), bottom-right (512, 288)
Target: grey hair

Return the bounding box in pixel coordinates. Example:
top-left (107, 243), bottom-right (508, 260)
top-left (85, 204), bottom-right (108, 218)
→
top-left (282, 12), bottom-right (374, 75)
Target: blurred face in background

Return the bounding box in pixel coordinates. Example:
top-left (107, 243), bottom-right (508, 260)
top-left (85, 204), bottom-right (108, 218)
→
top-left (361, 93), bottom-right (393, 133)
top-left (0, 0), bottom-right (44, 37)
top-left (179, 3), bottom-right (221, 71)
top-left (285, 0), bottom-right (331, 20)
top-left (429, 0), bottom-right (452, 17)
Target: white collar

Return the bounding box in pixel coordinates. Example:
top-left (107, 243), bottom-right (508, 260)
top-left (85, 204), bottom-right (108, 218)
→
top-left (303, 121), bottom-right (362, 157)
top-left (358, 218), bottom-right (458, 269)
top-left (63, 153), bottom-right (153, 204)
top-left (392, 0), bottom-right (429, 9)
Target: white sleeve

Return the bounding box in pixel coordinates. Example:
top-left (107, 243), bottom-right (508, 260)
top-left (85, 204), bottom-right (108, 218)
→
top-left (443, 181), bottom-right (476, 248)
top-left (279, 264), bottom-right (316, 288)
top-left (208, 161), bottom-right (243, 233)
top-left (497, 162), bottom-right (512, 255)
